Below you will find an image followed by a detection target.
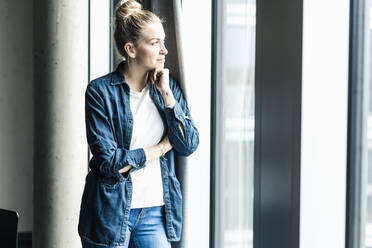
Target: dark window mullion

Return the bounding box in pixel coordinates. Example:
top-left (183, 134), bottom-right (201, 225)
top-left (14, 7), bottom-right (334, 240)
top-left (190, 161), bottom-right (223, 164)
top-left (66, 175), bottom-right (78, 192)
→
top-left (254, 0), bottom-right (303, 247)
top-left (346, 0), bottom-right (367, 247)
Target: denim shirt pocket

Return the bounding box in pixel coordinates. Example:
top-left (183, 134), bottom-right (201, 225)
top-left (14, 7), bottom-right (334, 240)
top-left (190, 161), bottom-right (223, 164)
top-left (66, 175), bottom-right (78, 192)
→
top-left (78, 171), bottom-right (128, 246)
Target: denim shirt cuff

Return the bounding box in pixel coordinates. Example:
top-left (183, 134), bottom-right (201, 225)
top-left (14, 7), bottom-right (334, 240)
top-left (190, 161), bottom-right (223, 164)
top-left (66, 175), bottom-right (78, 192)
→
top-left (125, 148), bottom-right (146, 169)
top-left (164, 101), bottom-right (186, 125)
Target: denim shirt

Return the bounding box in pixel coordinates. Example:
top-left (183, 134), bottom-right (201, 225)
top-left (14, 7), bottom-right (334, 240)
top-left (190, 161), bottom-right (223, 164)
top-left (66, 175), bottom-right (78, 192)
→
top-left (78, 61), bottom-right (199, 247)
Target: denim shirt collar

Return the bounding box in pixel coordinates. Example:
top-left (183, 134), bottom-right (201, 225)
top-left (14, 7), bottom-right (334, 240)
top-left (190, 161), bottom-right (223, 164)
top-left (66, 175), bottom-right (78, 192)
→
top-left (110, 60), bottom-right (154, 91)
top-left (110, 60), bottom-right (127, 86)
top-left (111, 61), bottom-right (158, 98)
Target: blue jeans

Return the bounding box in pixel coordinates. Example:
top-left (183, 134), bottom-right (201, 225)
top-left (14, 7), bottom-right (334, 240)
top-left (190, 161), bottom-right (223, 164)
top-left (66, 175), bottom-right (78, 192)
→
top-left (123, 205), bottom-right (171, 248)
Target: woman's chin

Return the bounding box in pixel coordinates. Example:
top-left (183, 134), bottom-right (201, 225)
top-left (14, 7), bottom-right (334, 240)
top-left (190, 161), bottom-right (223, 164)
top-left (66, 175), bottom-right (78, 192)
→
top-left (155, 64), bottom-right (164, 69)
top-left (147, 62), bottom-right (165, 71)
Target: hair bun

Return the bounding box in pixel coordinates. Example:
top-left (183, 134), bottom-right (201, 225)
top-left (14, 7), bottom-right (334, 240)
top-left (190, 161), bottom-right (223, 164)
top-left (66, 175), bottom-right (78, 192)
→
top-left (116, 0), bottom-right (142, 18)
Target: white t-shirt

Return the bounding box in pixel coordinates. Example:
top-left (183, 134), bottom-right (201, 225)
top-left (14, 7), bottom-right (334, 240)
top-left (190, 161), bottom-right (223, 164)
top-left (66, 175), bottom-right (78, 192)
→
top-left (129, 83), bottom-right (165, 209)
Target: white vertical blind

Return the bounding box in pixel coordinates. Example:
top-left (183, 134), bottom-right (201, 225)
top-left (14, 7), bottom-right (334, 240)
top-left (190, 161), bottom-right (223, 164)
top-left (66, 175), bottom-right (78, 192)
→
top-left (300, 0), bottom-right (350, 247)
top-left (182, 1), bottom-right (212, 247)
top-left (361, 1), bottom-right (372, 247)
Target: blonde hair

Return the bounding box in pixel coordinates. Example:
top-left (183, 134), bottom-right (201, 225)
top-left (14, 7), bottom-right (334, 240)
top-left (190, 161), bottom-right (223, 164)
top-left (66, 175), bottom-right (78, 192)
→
top-left (114, 0), bottom-right (164, 60)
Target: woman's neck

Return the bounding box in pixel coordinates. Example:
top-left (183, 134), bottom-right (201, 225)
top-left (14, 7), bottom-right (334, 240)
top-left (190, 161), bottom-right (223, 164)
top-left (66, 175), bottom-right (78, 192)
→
top-left (123, 61), bottom-right (149, 92)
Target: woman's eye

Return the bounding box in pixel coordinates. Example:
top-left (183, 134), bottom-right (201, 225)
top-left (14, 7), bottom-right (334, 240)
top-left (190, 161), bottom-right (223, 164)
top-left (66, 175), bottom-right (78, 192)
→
top-left (151, 41), bottom-right (158, 45)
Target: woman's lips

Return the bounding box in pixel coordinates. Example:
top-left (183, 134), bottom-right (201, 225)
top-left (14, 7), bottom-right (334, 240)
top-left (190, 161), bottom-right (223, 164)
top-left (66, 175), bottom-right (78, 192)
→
top-left (157, 58), bottom-right (165, 62)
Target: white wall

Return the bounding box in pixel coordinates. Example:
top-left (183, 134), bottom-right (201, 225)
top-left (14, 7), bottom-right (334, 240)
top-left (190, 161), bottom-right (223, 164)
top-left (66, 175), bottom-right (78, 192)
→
top-left (0, 0), bottom-right (34, 232)
top-left (300, 0), bottom-right (350, 247)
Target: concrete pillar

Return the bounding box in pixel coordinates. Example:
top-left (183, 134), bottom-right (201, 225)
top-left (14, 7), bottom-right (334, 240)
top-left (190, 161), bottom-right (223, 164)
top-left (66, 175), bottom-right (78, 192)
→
top-left (33, 1), bottom-right (88, 247)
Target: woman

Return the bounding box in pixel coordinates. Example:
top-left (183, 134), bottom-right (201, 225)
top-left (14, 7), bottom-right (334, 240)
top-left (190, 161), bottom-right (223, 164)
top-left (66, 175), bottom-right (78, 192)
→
top-left (78, 0), bottom-right (199, 247)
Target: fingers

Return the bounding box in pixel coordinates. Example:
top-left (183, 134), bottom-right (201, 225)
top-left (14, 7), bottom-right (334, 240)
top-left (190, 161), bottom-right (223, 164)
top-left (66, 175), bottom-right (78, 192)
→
top-left (118, 165), bottom-right (132, 174)
top-left (153, 69), bottom-right (157, 82)
top-left (154, 69), bottom-right (163, 83)
top-left (149, 68), bottom-right (169, 85)
top-left (150, 68), bottom-right (161, 84)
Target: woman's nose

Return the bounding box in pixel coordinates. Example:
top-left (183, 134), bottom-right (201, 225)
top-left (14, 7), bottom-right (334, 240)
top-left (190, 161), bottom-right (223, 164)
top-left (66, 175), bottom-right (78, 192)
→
top-left (161, 43), bottom-right (168, 55)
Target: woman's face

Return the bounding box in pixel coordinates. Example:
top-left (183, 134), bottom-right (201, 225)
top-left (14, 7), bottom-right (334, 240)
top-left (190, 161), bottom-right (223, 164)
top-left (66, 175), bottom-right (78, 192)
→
top-left (134, 22), bottom-right (168, 70)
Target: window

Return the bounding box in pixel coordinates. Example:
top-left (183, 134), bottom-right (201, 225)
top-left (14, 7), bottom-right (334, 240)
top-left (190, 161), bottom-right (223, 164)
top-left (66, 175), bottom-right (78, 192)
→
top-left (213, 1), bottom-right (256, 247)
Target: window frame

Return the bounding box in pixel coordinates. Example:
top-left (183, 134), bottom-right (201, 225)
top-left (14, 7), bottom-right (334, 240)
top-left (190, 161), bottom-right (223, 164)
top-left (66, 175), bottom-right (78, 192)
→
top-left (211, 0), bottom-right (303, 247)
top-left (346, 0), bottom-right (367, 247)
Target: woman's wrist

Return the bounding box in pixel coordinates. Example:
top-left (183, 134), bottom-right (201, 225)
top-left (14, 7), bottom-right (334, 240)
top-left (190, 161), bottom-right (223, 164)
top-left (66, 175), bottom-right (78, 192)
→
top-left (159, 137), bottom-right (172, 156)
top-left (160, 88), bottom-right (176, 108)
top-left (159, 142), bottom-right (166, 156)
top-left (136, 137), bottom-right (173, 168)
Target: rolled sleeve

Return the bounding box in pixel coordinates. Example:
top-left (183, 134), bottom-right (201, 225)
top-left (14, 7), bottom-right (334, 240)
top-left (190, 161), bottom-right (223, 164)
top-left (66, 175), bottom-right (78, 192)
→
top-left (164, 77), bottom-right (199, 156)
top-left (165, 101), bottom-right (187, 126)
top-left (122, 148), bottom-right (146, 169)
top-left (86, 84), bottom-right (147, 178)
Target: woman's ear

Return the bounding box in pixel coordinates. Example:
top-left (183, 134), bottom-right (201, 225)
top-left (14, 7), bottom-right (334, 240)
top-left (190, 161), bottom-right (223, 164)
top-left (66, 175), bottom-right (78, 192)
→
top-left (124, 42), bottom-right (136, 59)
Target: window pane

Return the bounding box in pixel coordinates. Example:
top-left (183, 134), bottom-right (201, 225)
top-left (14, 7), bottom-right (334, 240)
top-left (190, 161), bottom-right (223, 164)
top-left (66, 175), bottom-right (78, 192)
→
top-left (214, 0), bottom-right (256, 247)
